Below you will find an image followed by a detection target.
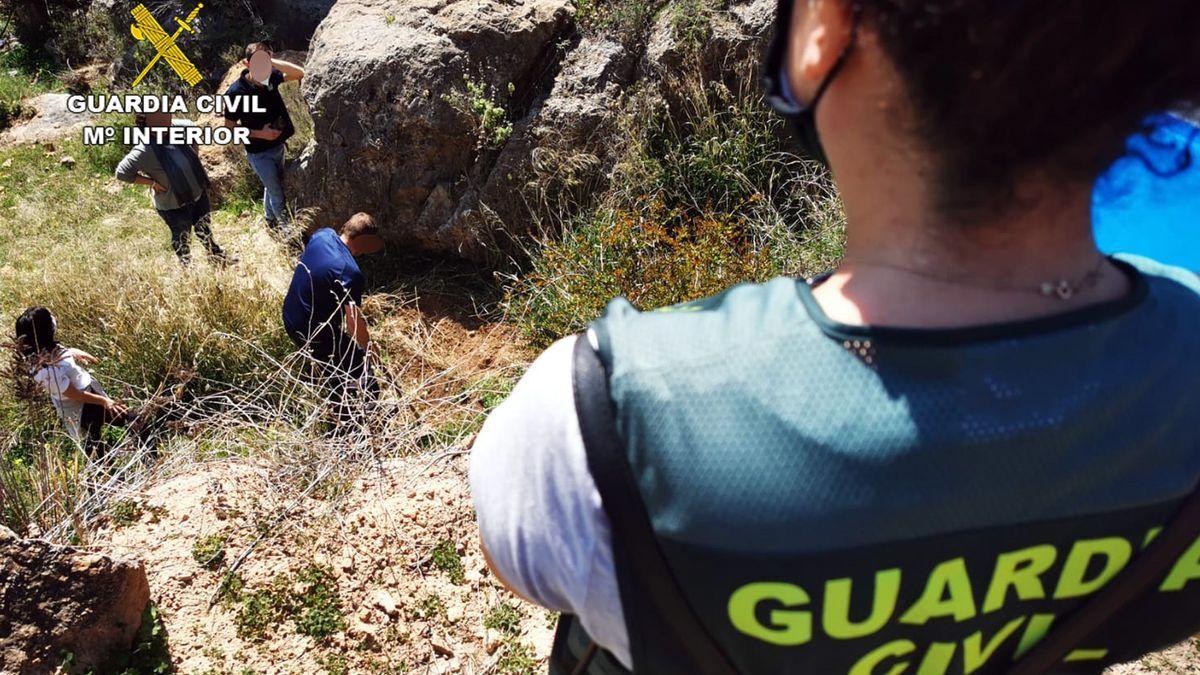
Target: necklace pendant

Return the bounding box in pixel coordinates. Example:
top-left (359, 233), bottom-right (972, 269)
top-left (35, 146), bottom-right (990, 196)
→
top-left (1040, 282), bottom-right (1056, 297)
top-left (1055, 280), bottom-right (1074, 300)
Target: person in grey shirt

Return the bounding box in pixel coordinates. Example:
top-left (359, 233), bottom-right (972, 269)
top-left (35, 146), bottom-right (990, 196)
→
top-left (115, 113), bottom-right (230, 266)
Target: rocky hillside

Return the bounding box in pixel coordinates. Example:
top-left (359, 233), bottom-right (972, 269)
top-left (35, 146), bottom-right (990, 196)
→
top-left (294, 0), bottom-right (776, 258)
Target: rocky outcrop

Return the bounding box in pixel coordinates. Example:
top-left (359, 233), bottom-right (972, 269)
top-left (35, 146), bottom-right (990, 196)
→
top-left (0, 95), bottom-right (97, 146)
top-left (295, 0), bottom-right (776, 259)
top-left (296, 0), bottom-right (576, 256)
top-left (257, 0), bottom-right (338, 47)
top-left (0, 525), bottom-right (151, 674)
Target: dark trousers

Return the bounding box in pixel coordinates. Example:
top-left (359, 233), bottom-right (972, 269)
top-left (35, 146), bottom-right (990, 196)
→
top-left (288, 328), bottom-right (379, 424)
top-left (157, 191), bottom-right (224, 265)
top-left (78, 401), bottom-right (136, 456)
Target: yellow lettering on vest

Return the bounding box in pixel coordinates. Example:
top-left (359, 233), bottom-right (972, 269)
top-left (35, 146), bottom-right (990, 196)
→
top-left (1013, 613), bottom-right (1055, 659)
top-left (1142, 526), bottom-right (1162, 549)
top-left (982, 545), bottom-right (1057, 613)
top-left (1054, 537), bottom-right (1132, 599)
top-left (825, 569), bottom-right (902, 640)
top-left (1064, 648), bottom-right (1109, 662)
top-left (915, 642), bottom-right (955, 675)
top-left (849, 639), bottom-right (915, 675)
top-left (1160, 535), bottom-right (1200, 592)
top-left (728, 582), bottom-right (812, 646)
top-left (899, 558), bottom-right (977, 625)
top-left (962, 616), bottom-right (1025, 674)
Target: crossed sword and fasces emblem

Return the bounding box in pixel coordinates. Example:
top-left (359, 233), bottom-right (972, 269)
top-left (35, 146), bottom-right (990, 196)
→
top-left (130, 3), bottom-right (205, 87)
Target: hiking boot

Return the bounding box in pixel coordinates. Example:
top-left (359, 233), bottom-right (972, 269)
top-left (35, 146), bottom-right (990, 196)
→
top-left (209, 250), bottom-right (239, 269)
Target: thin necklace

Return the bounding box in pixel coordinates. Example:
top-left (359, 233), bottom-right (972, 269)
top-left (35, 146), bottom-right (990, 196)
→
top-left (840, 256), bottom-right (1109, 301)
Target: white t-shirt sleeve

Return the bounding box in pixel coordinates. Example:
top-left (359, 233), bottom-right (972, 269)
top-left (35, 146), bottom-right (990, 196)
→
top-left (34, 361), bottom-right (77, 401)
top-left (469, 335), bottom-right (632, 668)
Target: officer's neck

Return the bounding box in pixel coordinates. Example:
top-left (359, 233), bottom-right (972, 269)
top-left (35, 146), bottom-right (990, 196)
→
top-left (813, 145), bottom-right (1127, 328)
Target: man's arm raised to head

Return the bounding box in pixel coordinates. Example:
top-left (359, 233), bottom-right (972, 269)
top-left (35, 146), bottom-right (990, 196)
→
top-left (273, 58), bottom-right (305, 83)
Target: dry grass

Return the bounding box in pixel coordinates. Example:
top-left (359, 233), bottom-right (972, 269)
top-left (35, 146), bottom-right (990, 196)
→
top-left (506, 58), bottom-right (845, 345)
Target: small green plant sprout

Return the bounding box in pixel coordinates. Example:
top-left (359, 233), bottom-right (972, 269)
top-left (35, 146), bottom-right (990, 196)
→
top-left (109, 499), bottom-right (143, 527)
top-left (484, 601), bottom-right (522, 635)
top-left (441, 76), bottom-right (514, 149)
top-left (385, 13), bottom-right (396, 24)
top-left (415, 593), bottom-right (445, 620)
top-left (191, 533), bottom-right (228, 569)
top-left (430, 539), bottom-right (465, 584)
top-left (319, 653), bottom-right (349, 675)
top-left (496, 637), bottom-right (538, 674)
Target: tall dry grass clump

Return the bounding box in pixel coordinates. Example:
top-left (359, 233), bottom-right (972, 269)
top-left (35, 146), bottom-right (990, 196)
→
top-left (506, 58), bottom-right (846, 345)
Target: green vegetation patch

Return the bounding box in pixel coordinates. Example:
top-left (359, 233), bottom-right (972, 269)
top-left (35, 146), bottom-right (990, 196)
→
top-left (109, 499), bottom-right (144, 527)
top-left (192, 533), bottom-right (229, 569)
top-left (495, 637), bottom-right (538, 675)
top-left (431, 539), bottom-right (466, 585)
top-left (294, 564), bottom-right (347, 640)
top-left (484, 602), bottom-right (523, 636)
top-left (507, 71), bottom-right (845, 346)
top-left (225, 565), bottom-right (346, 642)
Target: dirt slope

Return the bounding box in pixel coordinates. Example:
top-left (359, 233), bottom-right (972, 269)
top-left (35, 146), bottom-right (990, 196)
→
top-left (93, 454), bottom-right (553, 674)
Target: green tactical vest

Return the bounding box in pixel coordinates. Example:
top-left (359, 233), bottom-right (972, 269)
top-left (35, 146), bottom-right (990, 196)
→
top-left (550, 255), bottom-right (1200, 675)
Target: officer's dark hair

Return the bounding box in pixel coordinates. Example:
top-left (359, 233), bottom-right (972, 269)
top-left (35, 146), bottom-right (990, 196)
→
top-left (857, 0), bottom-right (1200, 217)
top-left (244, 42), bottom-right (273, 61)
top-left (14, 307), bottom-right (59, 360)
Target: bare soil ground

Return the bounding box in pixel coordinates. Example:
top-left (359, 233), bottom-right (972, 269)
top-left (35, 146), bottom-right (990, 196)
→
top-left (93, 454), bottom-right (552, 674)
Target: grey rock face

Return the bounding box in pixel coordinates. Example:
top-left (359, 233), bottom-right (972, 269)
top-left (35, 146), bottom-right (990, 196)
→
top-left (296, 0), bottom-right (576, 257)
top-left (0, 94), bottom-right (97, 146)
top-left (0, 525), bottom-right (151, 674)
top-left (295, 0), bottom-right (775, 259)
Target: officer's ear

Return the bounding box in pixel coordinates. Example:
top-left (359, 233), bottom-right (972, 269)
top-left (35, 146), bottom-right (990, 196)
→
top-left (786, 0), bottom-right (856, 101)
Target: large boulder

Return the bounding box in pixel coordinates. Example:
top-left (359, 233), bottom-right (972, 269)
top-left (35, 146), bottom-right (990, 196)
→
top-left (0, 94), bottom-right (98, 146)
top-left (0, 525), bottom-right (151, 674)
top-left (296, 0), bottom-right (576, 257)
top-left (294, 0), bottom-right (775, 260)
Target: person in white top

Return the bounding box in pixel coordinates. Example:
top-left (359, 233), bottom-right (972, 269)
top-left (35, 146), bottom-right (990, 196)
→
top-left (15, 307), bottom-right (136, 453)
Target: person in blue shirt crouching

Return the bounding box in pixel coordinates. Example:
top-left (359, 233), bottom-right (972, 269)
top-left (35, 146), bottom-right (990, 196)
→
top-left (282, 213), bottom-right (384, 424)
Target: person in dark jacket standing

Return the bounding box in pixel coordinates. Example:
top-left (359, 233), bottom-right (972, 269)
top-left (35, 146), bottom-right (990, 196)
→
top-left (283, 213), bottom-right (384, 422)
top-left (222, 42), bottom-right (306, 235)
top-left (115, 112), bottom-right (229, 266)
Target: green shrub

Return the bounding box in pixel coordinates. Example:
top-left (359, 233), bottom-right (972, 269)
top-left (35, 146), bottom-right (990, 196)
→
top-left (508, 72), bottom-right (845, 346)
